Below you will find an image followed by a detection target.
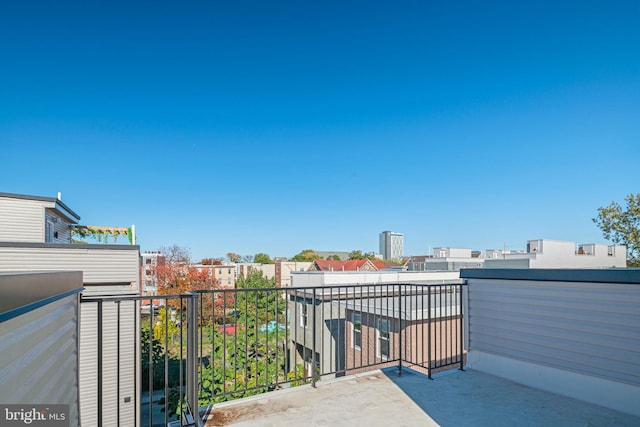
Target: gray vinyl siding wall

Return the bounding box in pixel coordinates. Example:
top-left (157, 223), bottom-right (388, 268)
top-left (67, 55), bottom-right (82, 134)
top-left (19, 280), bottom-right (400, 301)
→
top-left (483, 258), bottom-right (532, 268)
top-left (0, 243), bottom-right (139, 288)
top-left (288, 299), bottom-right (346, 376)
top-left (79, 300), bottom-right (138, 427)
top-left (0, 197), bottom-right (45, 242)
top-left (466, 277), bottom-right (640, 386)
top-left (0, 274), bottom-right (81, 426)
top-left (45, 211), bottom-right (73, 243)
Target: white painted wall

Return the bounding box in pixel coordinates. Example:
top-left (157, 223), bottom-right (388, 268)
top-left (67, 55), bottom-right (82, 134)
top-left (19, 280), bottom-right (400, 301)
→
top-left (291, 270), bottom-right (461, 287)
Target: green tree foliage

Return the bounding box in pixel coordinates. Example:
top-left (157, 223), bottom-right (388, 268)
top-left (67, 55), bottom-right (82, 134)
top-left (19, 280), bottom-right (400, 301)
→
top-left (593, 193), bottom-right (640, 267)
top-left (254, 252), bottom-right (274, 264)
top-left (152, 307), bottom-right (181, 346)
top-left (166, 270), bottom-right (306, 418)
top-left (290, 249), bottom-right (320, 262)
top-left (348, 250), bottom-right (365, 260)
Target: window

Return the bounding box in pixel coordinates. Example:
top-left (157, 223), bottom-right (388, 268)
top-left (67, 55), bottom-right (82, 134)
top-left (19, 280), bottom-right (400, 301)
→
top-left (300, 303), bottom-right (308, 328)
top-left (352, 313), bottom-right (362, 349)
top-left (145, 258), bottom-right (152, 265)
top-left (376, 319), bottom-right (390, 360)
top-left (45, 220), bottom-right (55, 243)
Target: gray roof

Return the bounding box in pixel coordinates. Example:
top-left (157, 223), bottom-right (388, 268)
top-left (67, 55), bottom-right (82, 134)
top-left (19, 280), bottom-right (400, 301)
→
top-left (337, 289), bottom-right (461, 321)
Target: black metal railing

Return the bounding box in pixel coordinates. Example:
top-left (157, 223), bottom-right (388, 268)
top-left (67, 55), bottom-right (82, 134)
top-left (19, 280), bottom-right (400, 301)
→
top-left (80, 282), bottom-right (465, 426)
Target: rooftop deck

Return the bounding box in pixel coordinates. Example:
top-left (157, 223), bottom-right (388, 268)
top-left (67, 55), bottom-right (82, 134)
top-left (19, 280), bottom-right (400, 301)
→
top-left (204, 368), bottom-right (640, 427)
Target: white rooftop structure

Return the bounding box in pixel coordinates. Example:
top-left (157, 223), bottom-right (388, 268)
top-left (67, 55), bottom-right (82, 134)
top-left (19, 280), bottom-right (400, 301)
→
top-left (484, 239), bottom-right (626, 268)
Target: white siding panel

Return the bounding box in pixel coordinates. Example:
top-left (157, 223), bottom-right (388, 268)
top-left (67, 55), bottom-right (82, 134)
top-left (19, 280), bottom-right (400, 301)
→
top-left (468, 278), bottom-right (640, 387)
top-left (0, 295), bottom-right (79, 425)
top-left (0, 245), bottom-right (139, 288)
top-left (0, 197), bottom-right (45, 242)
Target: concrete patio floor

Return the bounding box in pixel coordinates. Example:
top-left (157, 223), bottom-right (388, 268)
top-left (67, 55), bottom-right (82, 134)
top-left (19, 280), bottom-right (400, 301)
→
top-left (203, 367), bottom-right (640, 427)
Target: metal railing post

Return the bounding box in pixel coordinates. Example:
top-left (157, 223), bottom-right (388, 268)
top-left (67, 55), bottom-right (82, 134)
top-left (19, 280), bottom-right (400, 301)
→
top-left (427, 286), bottom-right (432, 380)
top-left (312, 289), bottom-right (317, 387)
top-left (398, 284), bottom-right (402, 376)
top-left (459, 284), bottom-right (465, 371)
top-left (186, 292), bottom-right (202, 426)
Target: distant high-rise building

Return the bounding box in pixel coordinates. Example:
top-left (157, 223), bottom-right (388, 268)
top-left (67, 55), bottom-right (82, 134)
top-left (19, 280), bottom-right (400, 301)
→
top-left (379, 231), bottom-right (404, 260)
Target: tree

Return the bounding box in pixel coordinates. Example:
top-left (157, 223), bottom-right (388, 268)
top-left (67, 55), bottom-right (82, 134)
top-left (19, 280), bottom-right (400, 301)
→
top-left (290, 249), bottom-right (320, 262)
top-left (156, 245), bottom-right (218, 309)
top-left (348, 250), bottom-right (365, 260)
top-left (254, 253), bottom-right (274, 264)
top-left (160, 244), bottom-right (191, 264)
top-left (593, 193), bottom-right (640, 267)
top-left (227, 252), bottom-right (242, 263)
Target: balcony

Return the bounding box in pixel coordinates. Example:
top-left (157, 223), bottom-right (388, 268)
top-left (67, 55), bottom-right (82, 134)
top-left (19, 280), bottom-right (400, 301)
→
top-left (2, 269), bottom-right (638, 426)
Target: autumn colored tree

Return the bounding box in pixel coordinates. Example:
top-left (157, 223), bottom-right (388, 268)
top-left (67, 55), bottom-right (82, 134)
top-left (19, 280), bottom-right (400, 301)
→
top-left (227, 252), bottom-right (242, 263)
top-left (156, 245), bottom-right (220, 311)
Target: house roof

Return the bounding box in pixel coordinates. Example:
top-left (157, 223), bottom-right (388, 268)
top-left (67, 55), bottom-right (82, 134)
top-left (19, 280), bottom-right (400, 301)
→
top-left (313, 258), bottom-right (390, 272)
top-left (0, 192), bottom-right (81, 222)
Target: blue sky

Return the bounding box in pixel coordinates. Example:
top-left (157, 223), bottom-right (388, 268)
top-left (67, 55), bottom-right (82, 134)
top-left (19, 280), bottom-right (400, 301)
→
top-left (1, 1), bottom-right (638, 261)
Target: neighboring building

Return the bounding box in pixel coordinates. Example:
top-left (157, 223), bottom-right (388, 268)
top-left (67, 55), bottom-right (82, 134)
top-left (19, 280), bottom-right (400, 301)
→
top-left (141, 251), bottom-right (165, 295)
top-left (287, 270), bottom-right (462, 380)
top-left (309, 258), bottom-right (389, 272)
top-left (275, 260), bottom-right (313, 287)
top-left (236, 262), bottom-right (276, 280)
top-left (192, 263), bottom-right (238, 288)
top-left (484, 239), bottom-right (626, 269)
top-left (316, 251), bottom-right (351, 260)
top-left (379, 231), bottom-right (404, 260)
top-left (0, 192), bottom-right (140, 426)
top-left (408, 247), bottom-right (484, 271)
top-left (343, 289), bottom-right (462, 375)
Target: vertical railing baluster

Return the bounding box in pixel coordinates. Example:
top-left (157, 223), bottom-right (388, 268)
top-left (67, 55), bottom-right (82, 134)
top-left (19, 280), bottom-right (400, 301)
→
top-left (117, 300), bottom-right (121, 427)
top-left (186, 292), bottom-right (200, 426)
top-left (97, 300), bottom-right (103, 427)
top-left (164, 297), bottom-right (169, 427)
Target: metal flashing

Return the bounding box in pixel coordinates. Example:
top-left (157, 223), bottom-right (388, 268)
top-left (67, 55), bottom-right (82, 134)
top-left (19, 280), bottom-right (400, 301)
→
top-left (460, 268), bottom-right (640, 284)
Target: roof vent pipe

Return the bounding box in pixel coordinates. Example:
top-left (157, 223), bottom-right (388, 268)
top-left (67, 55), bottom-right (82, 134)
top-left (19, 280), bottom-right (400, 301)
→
top-left (57, 192), bottom-right (62, 200)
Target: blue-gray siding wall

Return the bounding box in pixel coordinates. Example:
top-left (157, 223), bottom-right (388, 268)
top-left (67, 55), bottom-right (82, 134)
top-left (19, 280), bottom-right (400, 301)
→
top-left (466, 277), bottom-right (640, 386)
top-left (0, 274), bottom-right (81, 425)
